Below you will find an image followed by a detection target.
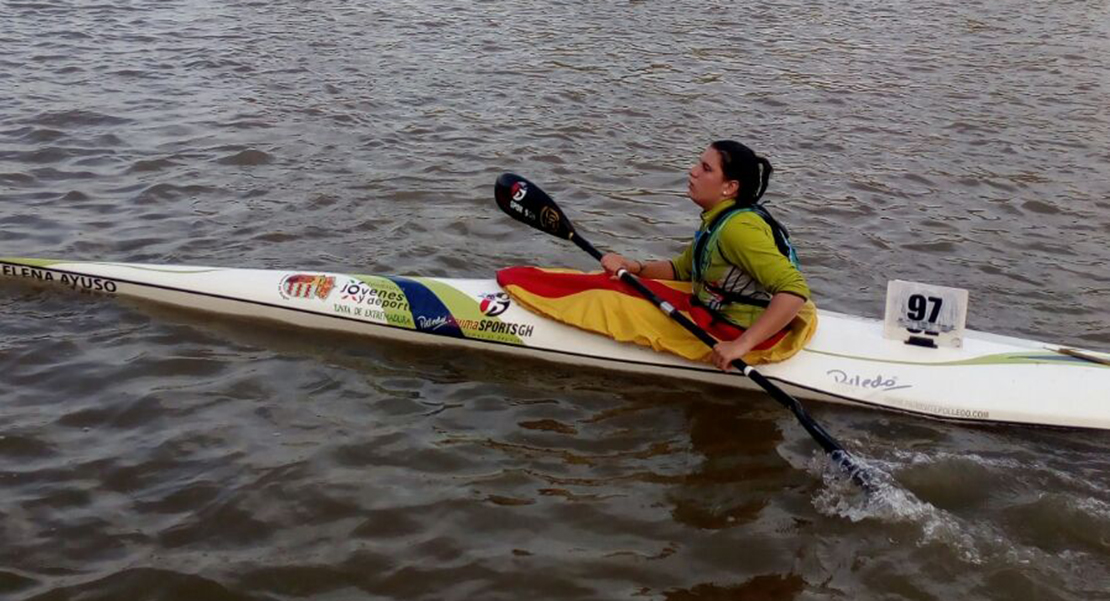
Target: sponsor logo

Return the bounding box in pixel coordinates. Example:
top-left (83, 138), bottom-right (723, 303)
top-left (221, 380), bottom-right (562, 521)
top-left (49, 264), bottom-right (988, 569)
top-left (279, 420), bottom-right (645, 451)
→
top-left (340, 279), bottom-right (377, 304)
top-left (479, 292), bottom-right (511, 317)
top-left (333, 302), bottom-right (388, 320)
top-left (454, 318), bottom-right (534, 338)
top-left (339, 278), bottom-right (409, 309)
top-left (417, 315), bottom-right (457, 331)
top-left (279, 274), bottom-right (335, 301)
top-left (333, 278), bottom-right (411, 324)
top-left (507, 183), bottom-right (537, 221)
top-left (509, 199), bottom-right (536, 221)
top-left (511, 181), bottom-right (528, 201)
top-left (826, 369), bottom-right (911, 392)
top-left (477, 320), bottom-right (533, 337)
top-left (540, 206), bottom-right (560, 231)
top-left (890, 399), bottom-right (990, 420)
top-left (1, 264), bottom-right (118, 294)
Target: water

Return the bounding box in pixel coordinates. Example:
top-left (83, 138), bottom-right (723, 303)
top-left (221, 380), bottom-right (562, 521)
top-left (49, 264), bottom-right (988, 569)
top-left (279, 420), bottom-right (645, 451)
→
top-left (2, 0), bottom-right (1109, 599)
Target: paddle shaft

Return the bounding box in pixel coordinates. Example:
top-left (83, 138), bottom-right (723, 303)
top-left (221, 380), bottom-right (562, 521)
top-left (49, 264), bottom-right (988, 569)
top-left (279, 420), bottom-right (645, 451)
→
top-left (572, 232), bottom-right (871, 487)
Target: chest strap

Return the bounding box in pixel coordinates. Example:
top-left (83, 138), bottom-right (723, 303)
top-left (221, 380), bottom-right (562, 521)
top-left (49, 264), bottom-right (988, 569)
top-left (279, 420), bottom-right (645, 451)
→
top-left (691, 203), bottom-right (800, 309)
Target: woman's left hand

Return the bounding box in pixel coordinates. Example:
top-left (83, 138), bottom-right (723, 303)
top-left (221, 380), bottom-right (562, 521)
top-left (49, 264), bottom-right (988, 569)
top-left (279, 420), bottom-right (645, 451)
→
top-left (710, 337), bottom-right (754, 371)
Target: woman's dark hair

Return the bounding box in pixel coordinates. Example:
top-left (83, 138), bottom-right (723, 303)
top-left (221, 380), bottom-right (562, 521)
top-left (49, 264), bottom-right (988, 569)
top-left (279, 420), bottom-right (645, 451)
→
top-left (711, 140), bottom-right (773, 205)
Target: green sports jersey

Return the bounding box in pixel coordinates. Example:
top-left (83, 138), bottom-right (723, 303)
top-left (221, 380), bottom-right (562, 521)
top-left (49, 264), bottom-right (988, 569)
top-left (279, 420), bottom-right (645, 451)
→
top-left (670, 199), bottom-right (810, 329)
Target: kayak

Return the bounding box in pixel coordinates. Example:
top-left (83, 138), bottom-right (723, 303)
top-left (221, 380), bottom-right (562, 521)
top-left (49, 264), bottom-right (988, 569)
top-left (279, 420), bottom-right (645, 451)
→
top-left (3, 256), bottom-right (1109, 430)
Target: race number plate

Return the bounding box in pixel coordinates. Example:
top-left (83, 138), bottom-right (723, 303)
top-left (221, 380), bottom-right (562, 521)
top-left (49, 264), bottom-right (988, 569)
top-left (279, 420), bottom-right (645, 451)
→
top-left (883, 280), bottom-right (968, 348)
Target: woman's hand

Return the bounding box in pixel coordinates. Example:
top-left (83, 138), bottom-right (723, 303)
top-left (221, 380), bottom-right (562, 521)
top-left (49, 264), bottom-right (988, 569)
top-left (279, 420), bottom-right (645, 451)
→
top-left (709, 293), bottom-right (805, 371)
top-left (600, 253), bottom-right (640, 278)
top-left (710, 337), bottom-right (755, 371)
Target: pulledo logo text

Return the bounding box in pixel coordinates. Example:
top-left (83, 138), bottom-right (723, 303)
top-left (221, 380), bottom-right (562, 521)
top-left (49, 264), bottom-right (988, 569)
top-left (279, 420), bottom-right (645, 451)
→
top-left (416, 315), bottom-right (456, 331)
top-left (826, 369), bottom-right (911, 392)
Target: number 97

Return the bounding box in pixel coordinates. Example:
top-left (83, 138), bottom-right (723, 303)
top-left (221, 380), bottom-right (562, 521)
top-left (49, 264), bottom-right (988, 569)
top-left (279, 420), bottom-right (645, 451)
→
top-left (907, 294), bottom-right (943, 323)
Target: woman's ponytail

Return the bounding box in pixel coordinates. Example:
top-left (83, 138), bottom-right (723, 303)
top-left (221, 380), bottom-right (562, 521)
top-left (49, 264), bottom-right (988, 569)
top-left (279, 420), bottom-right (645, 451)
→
top-left (753, 156), bottom-right (773, 204)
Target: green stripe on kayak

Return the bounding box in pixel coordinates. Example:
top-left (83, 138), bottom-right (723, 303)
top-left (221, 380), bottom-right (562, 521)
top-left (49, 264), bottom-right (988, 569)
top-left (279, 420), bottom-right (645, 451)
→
top-left (0, 257), bottom-right (61, 267)
top-left (1, 258), bottom-right (223, 274)
top-left (89, 262), bottom-right (224, 274)
top-left (806, 349), bottom-right (1110, 369)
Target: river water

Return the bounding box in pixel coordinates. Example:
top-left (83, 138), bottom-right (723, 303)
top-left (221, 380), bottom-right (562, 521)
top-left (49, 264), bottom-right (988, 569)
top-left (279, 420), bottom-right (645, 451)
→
top-left (2, 0), bottom-right (1109, 599)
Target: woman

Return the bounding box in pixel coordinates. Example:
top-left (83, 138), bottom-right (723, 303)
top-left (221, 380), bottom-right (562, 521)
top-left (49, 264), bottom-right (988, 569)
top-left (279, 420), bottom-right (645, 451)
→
top-left (600, 141), bottom-right (811, 372)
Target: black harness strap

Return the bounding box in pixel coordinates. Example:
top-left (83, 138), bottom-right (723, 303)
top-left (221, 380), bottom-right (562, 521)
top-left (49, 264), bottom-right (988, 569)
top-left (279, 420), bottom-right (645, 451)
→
top-left (691, 203), bottom-right (798, 310)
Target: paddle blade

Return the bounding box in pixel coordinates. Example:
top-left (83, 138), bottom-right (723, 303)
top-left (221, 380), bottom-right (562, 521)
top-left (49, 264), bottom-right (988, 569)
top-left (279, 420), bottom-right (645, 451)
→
top-left (495, 173), bottom-right (576, 240)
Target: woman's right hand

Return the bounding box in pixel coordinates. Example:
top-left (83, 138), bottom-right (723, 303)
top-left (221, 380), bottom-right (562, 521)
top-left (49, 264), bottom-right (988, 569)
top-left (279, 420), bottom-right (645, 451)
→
top-left (600, 253), bottom-right (639, 278)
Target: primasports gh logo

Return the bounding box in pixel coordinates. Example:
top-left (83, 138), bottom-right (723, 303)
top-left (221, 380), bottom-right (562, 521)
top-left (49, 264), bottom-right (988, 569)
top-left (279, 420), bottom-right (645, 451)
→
top-left (479, 292), bottom-right (511, 317)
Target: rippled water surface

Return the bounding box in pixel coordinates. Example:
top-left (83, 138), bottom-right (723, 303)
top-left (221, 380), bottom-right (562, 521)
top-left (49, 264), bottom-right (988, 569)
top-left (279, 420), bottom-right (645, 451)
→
top-left (2, 0), bottom-right (1109, 599)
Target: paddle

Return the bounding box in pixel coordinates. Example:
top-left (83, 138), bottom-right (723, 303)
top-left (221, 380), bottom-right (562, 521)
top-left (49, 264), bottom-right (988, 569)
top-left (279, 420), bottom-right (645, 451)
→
top-left (495, 172), bottom-right (874, 491)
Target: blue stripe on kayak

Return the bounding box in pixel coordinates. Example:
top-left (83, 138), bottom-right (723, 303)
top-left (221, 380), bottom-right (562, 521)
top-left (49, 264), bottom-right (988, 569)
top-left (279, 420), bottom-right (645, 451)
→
top-left (390, 276), bottom-right (466, 339)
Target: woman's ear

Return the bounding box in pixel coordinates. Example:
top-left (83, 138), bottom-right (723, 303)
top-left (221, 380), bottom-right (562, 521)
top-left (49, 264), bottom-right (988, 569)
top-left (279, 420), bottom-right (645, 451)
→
top-left (723, 179), bottom-right (740, 198)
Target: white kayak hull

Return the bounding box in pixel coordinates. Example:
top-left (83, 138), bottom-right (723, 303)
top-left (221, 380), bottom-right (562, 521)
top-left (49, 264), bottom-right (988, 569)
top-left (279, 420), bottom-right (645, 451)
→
top-left (3, 257), bottom-right (1108, 430)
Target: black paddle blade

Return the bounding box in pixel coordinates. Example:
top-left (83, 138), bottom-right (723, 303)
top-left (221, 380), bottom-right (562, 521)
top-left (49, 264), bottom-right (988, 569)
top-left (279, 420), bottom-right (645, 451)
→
top-left (495, 173), bottom-right (576, 240)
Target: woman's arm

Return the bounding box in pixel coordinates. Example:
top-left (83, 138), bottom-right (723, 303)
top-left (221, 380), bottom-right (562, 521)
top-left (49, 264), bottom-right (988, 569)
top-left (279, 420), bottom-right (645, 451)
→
top-left (709, 292), bottom-right (805, 371)
top-left (600, 253), bottom-right (676, 280)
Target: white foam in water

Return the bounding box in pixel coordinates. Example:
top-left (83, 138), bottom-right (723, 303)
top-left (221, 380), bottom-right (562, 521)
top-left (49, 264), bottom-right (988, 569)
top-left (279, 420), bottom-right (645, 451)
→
top-left (1075, 496), bottom-right (1110, 518)
top-left (808, 453), bottom-right (986, 564)
top-left (809, 449), bottom-right (1109, 568)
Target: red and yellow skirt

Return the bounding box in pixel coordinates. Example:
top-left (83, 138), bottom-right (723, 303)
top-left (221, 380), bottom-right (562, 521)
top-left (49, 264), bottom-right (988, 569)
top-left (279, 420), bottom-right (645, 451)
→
top-left (497, 267), bottom-right (817, 365)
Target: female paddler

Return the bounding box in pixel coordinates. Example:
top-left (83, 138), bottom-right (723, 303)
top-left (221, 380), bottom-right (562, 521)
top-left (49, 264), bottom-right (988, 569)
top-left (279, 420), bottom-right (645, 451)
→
top-left (600, 141), bottom-right (813, 371)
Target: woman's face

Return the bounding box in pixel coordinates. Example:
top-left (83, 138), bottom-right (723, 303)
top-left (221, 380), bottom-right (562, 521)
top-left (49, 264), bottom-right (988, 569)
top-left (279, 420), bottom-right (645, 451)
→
top-left (687, 146), bottom-right (739, 209)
